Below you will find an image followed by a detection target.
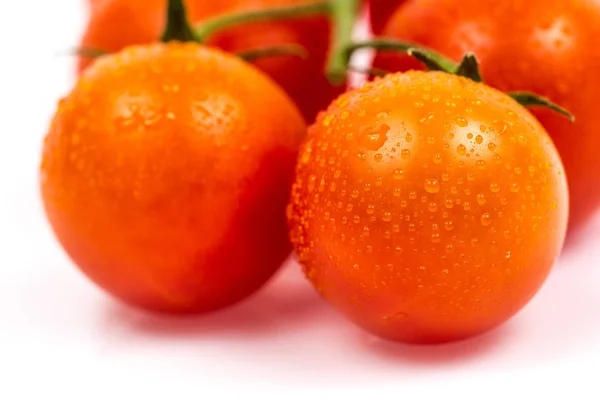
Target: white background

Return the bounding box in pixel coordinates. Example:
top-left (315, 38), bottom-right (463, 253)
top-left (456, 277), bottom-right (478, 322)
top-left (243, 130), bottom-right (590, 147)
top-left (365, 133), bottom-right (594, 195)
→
top-left (1, 0), bottom-right (600, 398)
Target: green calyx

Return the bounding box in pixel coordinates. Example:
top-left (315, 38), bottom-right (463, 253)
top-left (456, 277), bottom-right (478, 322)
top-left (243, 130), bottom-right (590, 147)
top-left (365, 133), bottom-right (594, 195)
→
top-left (347, 39), bottom-right (574, 122)
top-left (160, 0), bottom-right (197, 43)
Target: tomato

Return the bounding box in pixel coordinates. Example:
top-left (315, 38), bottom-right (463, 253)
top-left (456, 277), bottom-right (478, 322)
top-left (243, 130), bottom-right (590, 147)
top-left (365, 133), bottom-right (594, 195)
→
top-left (287, 71), bottom-right (568, 343)
top-left (368, 0), bottom-right (406, 34)
top-left (374, 0), bottom-right (600, 231)
top-left (79, 0), bottom-right (343, 123)
top-left (41, 42), bottom-right (306, 313)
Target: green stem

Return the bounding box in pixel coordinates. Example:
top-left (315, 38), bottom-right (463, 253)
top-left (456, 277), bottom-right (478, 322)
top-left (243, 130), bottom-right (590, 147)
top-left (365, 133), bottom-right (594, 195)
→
top-left (348, 39), bottom-right (458, 73)
top-left (509, 92), bottom-right (575, 123)
top-left (237, 44), bottom-right (308, 62)
top-left (325, 0), bottom-right (361, 85)
top-left (193, 1), bottom-right (330, 43)
top-left (160, 0), bottom-right (197, 43)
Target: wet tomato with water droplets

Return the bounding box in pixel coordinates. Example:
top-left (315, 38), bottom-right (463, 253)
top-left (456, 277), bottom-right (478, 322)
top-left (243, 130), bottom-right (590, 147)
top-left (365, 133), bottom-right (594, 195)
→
top-left (42, 42), bottom-right (305, 313)
top-left (374, 0), bottom-right (600, 231)
top-left (288, 71), bottom-right (568, 343)
top-left (79, 0), bottom-right (343, 123)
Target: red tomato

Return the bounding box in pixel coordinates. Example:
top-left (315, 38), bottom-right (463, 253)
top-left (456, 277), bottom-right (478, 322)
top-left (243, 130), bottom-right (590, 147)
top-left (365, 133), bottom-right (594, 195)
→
top-left (288, 71), bottom-right (568, 343)
top-left (374, 0), bottom-right (600, 230)
top-left (368, 0), bottom-right (407, 34)
top-left (42, 43), bottom-right (306, 313)
top-left (79, 0), bottom-right (343, 123)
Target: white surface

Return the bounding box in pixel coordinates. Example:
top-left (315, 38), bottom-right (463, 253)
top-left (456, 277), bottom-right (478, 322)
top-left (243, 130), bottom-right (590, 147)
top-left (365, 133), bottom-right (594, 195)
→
top-left (1, 1), bottom-right (600, 398)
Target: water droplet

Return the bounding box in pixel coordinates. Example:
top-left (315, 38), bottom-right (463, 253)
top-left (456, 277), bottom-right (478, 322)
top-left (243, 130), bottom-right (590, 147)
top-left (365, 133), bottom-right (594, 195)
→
top-left (329, 182), bottom-right (337, 192)
top-left (322, 114), bottom-right (335, 127)
top-left (353, 215), bottom-right (361, 224)
top-left (457, 144), bottom-right (467, 155)
top-left (424, 179), bottom-right (440, 194)
top-left (393, 169), bottom-right (404, 180)
top-left (433, 153), bottom-right (442, 164)
top-left (362, 226), bottom-right (370, 237)
top-left (364, 183), bottom-right (371, 192)
top-left (505, 251), bottom-right (512, 259)
top-left (307, 175), bottom-right (317, 192)
top-left (480, 213), bottom-right (492, 226)
top-left (382, 212), bottom-right (393, 222)
top-left (445, 198), bottom-right (454, 209)
top-left (374, 153), bottom-right (383, 162)
top-left (409, 191), bottom-right (417, 200)
top-left (477, 193), bottom-right (487, 206)
top-left (463, 201), bottom-right (472, 211)
top-left (476, 160), bottom-right (487, 170)
top-left (444, 221), bottom-right (455, 231)
top-left (401, 149), bottom-right (411, 159)
top-left (467, 172), bottom-right (475, 182)
top-left (428, 202), bottom-right (438, 212)
top-left (405, 133), bottom-right (413, 142)
top-left (456, 117), bottom-right (469, 127)
top-left (393, 188), bottom-right (402, 197)
top-left (350, 190), bottom-right (359, 199)
top-left (408, 223), bottom-right (416, 232)
top-left (510, 183), bottom-right (520, 193)
top-left (431, 233), bottom-right (441, 243)
top-left (475, 135), bottom-right (484, 144)
top-left (490, 183), bottom-right (500, 193)
top-left (367, 204), bottom-right (375, 215)
top-left (359, 124), bottom-right (390, 151)
top-left (441, 173), bottom-right (450, 182)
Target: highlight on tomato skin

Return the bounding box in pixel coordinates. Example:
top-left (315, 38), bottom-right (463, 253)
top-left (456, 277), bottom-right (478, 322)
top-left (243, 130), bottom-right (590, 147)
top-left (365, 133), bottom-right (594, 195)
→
top-left (287, 71), bottom-right (569, 344)
top-left (373, 0), bottom-right (600, 232)
top-left (41, 42), bottom-right (306, 313)
top-left (78, 0), bottom-right (344, 123)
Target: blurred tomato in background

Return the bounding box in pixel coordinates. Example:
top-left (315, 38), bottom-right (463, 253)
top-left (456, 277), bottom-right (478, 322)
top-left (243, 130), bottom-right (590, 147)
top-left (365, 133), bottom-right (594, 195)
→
top-left (368, 0), bottom-right (406, 34)
top-left (80, 0), bottom-right (343, 123)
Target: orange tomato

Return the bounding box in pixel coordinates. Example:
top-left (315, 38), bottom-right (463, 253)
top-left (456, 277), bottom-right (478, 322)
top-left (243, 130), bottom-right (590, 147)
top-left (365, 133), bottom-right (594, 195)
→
top-left (374, 0), bottom-right (600, 230)
top-left (42, 42), bottom-right (306, 313)
top-left (79, 0), bottom-right (343, 123)
top-left (288, 71), bottom-right (568, 343)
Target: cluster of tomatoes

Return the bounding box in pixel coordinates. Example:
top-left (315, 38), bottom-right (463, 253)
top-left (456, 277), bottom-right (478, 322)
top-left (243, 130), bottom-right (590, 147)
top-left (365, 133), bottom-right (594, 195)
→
top-left (41, 0), bottom-right (600, 344)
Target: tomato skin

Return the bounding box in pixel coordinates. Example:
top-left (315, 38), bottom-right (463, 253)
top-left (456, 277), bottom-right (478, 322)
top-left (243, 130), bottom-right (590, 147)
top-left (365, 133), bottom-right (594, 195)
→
top-left (368, 0), bottom-right (406, 34)
top-left (79, 0), bottom-right (343, 123)
top-left (374, 0), bottom-right (600, 231)
top-left (288, 71), bottom-right (568, 343)
top-left (42, 43), bottom-right (306, 313)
